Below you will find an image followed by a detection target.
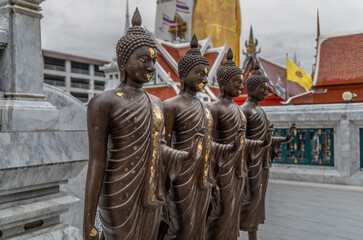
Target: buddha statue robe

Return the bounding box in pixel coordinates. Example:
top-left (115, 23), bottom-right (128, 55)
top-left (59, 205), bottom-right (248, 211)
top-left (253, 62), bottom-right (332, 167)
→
top-left (98, 88), bottom-right (179, 240)
top-left (207, 102), bottom-right (262, 240)
top-left (239, 105), bottom-right (284, 232)
top-left (160, 96), bottom-right (216, 240)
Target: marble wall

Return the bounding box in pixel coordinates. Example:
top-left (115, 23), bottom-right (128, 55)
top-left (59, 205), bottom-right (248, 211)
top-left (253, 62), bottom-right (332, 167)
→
top-left (263, 103), bottom-right (363, 186)
top-left (0, 83), bottom-right (88, 239)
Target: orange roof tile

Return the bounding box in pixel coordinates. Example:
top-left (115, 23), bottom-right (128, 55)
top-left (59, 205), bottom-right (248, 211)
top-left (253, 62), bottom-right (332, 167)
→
top-left (157, 55), bottom-right (180, 82)
top-left (144, 86), bottom-right (177, 101)
top-left (205, 52), bottom-right (219, 68)
top-left (315, 33), bottom-right (363, 87)
top-left (259, 57), bottom-right (305, 96)
top-left (234, 94), bottom-right (283, 106)
top-left (161, 44), bottom-right (200, 63)
top-left (209, 86), bottom-right (220, 97)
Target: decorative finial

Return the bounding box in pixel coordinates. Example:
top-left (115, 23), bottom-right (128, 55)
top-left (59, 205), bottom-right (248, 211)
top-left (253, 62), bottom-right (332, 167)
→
top-left (226, 48), bottom-right (233, 61)
top-left (249, 25), bottom-right (254, 43)
top-left (131, 7), bottom-right (142, 26)
top-left (190, 34), bottom-right (198, 48)
top-left (317, 9), bottom-right (320, 39)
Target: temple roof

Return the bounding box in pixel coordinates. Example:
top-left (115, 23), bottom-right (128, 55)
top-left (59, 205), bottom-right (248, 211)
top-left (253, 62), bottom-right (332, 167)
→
top-left (313, 31), bottom-right (363, 87)
top-left (144, 85), bottom-right (178, 101)
top-left (151, 34), bottom-right (228, 101)
top-left (259, 56), bottom-right (305, 97)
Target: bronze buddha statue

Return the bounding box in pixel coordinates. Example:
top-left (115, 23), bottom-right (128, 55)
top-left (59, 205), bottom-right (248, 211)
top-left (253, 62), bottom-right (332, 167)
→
top-left (207, 49), bottom-right (271, 240)
top-left (159, 36), bottom-right (241, 240)
top-left (83, 9), bottom-right (203, 240)
top-left (240, 64), bottom-right (295, 240)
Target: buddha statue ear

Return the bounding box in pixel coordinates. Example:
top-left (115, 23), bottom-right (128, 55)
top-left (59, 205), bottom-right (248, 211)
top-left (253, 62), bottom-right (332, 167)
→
top-left (179, 73), bottom-right (185, 94)
top-left (117, 55), bottom-right (126, 83)
top-left (220, 83), bottom-right (225, 97)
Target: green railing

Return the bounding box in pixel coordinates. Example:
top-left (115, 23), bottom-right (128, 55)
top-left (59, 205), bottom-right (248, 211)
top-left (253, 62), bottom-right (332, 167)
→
top-left (273, 128), bottom-right (334, 166)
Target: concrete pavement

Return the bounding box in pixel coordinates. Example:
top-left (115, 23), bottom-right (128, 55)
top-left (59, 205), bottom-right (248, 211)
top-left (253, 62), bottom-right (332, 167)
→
top-left (238, 179), bottom-right (363, 240)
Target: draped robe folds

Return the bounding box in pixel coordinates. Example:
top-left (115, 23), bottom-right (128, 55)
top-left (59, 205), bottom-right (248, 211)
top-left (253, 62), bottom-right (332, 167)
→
top-left (162, 99), bottom-right (214, 240)
top-left (207, 103), bottom-right (262, 240)
top-left (239, 107), bottom-right (283, 232)
top-left (98, 90), bottom-right (165, 240)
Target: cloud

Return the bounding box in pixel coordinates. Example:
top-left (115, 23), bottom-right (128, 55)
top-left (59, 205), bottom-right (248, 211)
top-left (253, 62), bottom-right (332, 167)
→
top-left (40, 0), bottom-right (363, 73)
top-left (41, 0), bottom-right (156, 61)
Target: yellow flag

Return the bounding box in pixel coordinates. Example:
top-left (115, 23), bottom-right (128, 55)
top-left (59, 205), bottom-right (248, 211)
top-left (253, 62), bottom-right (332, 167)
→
top-left (286, 57), bottom-right (312, 89)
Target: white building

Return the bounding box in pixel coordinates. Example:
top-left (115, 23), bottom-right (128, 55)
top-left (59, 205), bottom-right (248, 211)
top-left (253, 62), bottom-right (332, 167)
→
top-left (42, 50), bottom-right (109, 103)
top-left (154, 0), bottom-right (195, 42)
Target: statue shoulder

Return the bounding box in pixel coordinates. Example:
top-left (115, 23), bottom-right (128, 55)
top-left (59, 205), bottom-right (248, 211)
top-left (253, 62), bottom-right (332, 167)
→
top-left (208, 99), bottom-right (225, 117)
top-left (147, 92), bottom-right (163, 109)
top-left (88, 90), bottom-right (116, 111)
top-left (163, 95), bottom-right (183, 112)
top-left (240, 103), bottom-right (252, 119)
top-left (88, 89), bottom-right (133, 116)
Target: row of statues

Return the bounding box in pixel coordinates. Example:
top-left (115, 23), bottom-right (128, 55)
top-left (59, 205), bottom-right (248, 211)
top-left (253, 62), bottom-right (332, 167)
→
top-left (83, 8), bottom-right (295, 240)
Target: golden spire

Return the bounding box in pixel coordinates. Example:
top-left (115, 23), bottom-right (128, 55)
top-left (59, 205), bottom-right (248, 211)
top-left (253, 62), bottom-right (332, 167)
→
top-left (192, 0), bottom-right (241, 66)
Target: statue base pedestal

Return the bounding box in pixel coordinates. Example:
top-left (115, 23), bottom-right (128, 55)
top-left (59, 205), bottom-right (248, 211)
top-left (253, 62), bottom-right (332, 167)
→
top-left (10, 225), bottom-right (81, 240)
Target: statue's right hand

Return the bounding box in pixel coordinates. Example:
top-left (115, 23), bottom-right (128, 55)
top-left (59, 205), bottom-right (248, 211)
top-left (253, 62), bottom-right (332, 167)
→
top-left (189, 127), bottom-right (205, 161)
top-left (84, 226), bottom-right (99, 240)
top-left (231, 128), bottom-right (244, 152)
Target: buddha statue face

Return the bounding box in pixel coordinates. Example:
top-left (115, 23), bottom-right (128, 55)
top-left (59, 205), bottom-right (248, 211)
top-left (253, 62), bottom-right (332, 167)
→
top-left (118, 46), bottom-right (157, 86)
top-left (223, 74), bottom-right (243, 98)
top-left (183, 64), bottom-right (209, 93)
top-left (250, 82), bottom-right (268, 102)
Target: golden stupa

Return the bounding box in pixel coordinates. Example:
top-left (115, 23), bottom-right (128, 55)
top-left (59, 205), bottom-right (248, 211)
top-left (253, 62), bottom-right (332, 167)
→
top-left (192, 0), bottom-right (241, 66)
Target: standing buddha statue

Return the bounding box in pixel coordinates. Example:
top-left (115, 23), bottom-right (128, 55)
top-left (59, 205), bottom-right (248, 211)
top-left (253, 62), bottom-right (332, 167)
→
top-left (159, 35), bottom-right (240, 240)
top-left (83, 8), bottom-right (203, 240)
top-left (207, 49), bottom-right (271, 240)
top-left (240, 64), bottom-right (295, 240)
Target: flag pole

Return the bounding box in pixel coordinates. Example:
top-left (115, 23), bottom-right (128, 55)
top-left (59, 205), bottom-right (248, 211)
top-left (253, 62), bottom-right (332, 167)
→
top-left (286, 53), bottom-right (289, 101)
top-left (175, 6), bottom-right (178, 42)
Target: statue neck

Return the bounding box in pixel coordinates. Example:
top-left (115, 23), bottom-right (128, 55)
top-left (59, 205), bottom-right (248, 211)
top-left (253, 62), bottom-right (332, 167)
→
top-left (123, 82), bottom-right (144, 92)
top-left (246, 96), bottom-right (259, 107)
top-left (219, 94), bottom-right (234, 102)
top-left (183, 88), bottom-right (198, 98)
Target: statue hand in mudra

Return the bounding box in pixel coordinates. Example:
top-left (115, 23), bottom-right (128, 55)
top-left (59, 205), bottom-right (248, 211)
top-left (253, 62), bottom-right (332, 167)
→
top-left (260, 124), bottom-right (274, 147)
top-left (230, 128), bottom-right (245, 152)
top-left (285, 123), bottom-right (296, 142)
top-left (186, 127), bottom-right (206, 162)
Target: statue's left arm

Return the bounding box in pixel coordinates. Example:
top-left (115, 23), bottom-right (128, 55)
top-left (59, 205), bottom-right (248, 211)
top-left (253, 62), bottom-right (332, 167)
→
top-left (270, 123), bottom-right (296, 161)
top-left (83, 96), bottom-right (110, 240)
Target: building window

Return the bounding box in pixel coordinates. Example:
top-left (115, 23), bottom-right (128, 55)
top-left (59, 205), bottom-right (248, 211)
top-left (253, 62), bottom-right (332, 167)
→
top-left (71, 61), bottom-right (90, 75)
top-left (71, 92), bottom-right (89, 103)
top-left (44, 75), bottom-right (65, 87)
top-left (94, 81), bottom-right (105, 91)
top-left (273, 128), bottom-right (334, 166)
top-left (71, 78), bottom-right (89, 89)
top-left (360, 129), bottom-right (363, 169)
top-left (94, 65), bottom-right (105, 77)
top-left (109, 74), bottom-right (113, 80)
top-left (44, 56), bottom-right (65, 71)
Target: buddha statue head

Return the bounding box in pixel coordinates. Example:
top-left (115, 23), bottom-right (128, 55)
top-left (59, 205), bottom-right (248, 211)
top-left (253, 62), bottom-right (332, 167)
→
top-left (217, 48), bottom-right (243, 98)
top-left (178, 34), bottom-right (209, 94)
top-left (245, 62), bottom-right (268, 102)
top-left (116, 8), bottom-right (157, 87)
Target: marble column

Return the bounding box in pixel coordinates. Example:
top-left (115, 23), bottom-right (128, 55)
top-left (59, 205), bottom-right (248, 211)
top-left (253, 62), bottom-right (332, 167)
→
top-left (0, 0), bottom-right (44, 98)
top-left (0, 1), bottom-right (88, 239)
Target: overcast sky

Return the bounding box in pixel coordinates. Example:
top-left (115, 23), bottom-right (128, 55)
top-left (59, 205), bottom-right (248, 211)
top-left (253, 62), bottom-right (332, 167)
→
top-left (41, 0), bottom-right (363, 73)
